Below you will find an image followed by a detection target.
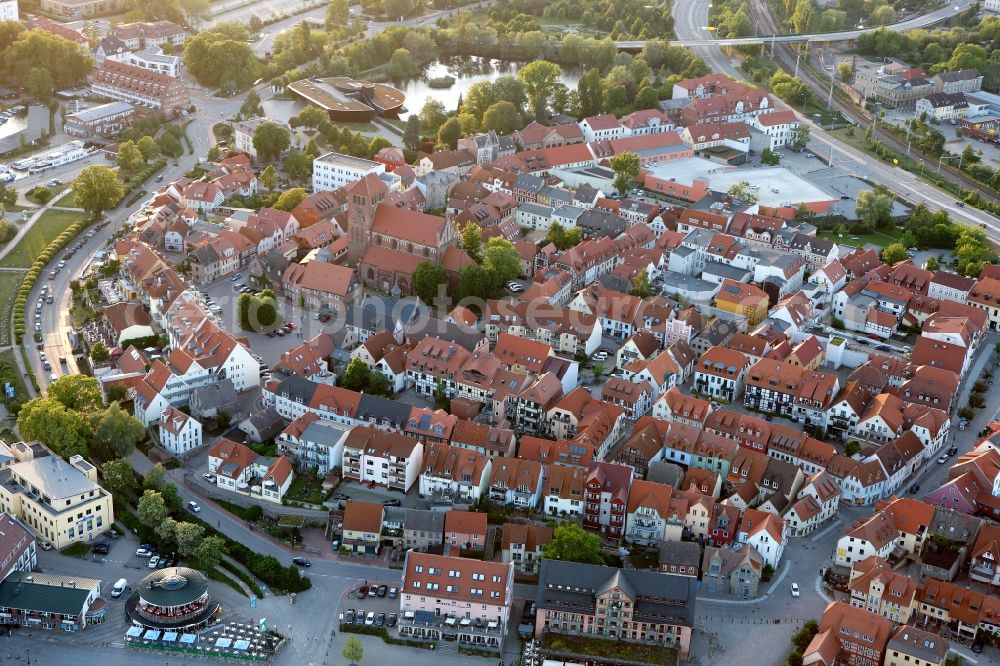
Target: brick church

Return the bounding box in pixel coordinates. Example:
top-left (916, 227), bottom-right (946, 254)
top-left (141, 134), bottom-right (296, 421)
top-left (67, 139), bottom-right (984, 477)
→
top-left (348, 174), bottom-right (457, 295)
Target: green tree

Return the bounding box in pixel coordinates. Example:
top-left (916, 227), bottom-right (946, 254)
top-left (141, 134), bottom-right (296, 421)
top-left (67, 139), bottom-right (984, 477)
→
top-left (326, 0), bottom-right (350, 29)
top-left (259, 164), bottom-right (278, 192)
top-left (403, 115), bottom-right (421, 151)
top-left (3, 29), bottom-right (92, 90)
top-left (575, 68), bottom-right (605, 117)
top-left (518, 60), bottom-right (563, 120)
top-left (367, 372), bottom-right (391, 397)
top-left (634, 86), bottom-right (660, 110)
top-left (338, 358), bottom-right (372, 391)
top-left (292, 105), bottom-right (328, 131)
top-left (433, 379), bottom-right (448, 411)
top-left (175, 521), bottom-right (206, 558)
top-left (542, 523), bottom-right (604, 565)
top-left (47, 374), bottom-right (103, 413)
top-left (925, 255), bottom-right (940, 271)
top-left (252, 121), bottom-right (291, 163)
top-left (195, 535), bottom-right (225, 569)
top-left (387, 48), bottom-right (419, 79)
top-left (855, 188), bottom-right (893, 229)
top-left (419, 99), bottom-right (447, 133)
top-left (72, 166), bottom-right (125, 216)
top-left (728, 181), bottom-right (759, 204)
top-left (283, 150), bottom-right (312, 183)
top-left (413, 261), bottom-right (447, 306)
top-left (138, 490), bottom-right (168, 528)
top-left (274, 187), bottom-right (308, 212)
top-left (239, 90), bottom-right (264, 118)
top-left (610, 151), bottom-right (641, 197)
top-left (881, 242), bottom-right (909, 265)
top-left (761, 148), bottom-right (781, 166)
top-left (630, 271), bottom-right (654, 298)
top-left (838, 62), bottom-right (854, 83)
top-left (789, 124), bottom-right (811, 150)
top-left (25, 67), bottom-right (53, 103)
top-left (90, 340), bottom-right (110, 362)
top-left (844, 441), bottom-right (861, 456)
top-left (182, 31), bottom-right (261, 89)
top-left (460, 222), bottom-right (482, 261)
top-left (136, 135), bottom-right (160, 162)
top-left (791, 0), bottom-right (814, 32)
top-left (870, 4), bottom-right (895, 25)
top-left (16, 397), bottom-right (90, 459)
top-left (342, 634), bottom-right (364, 665)
top-left (101, 458), bottom-right (137, 497)
top-left (157, 132), bottom-right (183, 158)
top-left (481, 101), bottom-right (520, 136)
top-left (90, 402), bottom-right (145, 460)
top-left (437, 117), bottom-right (463, 150)
top-left (143, 462), bottom-right (166, 490)
top-left (962, 143), bottom-right (981, 165)
top-left (456, 264), bottom-right (497, 301)
top-left (482, 237), bottom-right (521, 285)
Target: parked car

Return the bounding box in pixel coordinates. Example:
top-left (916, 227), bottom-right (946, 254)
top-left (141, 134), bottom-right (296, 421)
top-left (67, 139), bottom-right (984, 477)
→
top-left (387, 612), bottom-right (398, 627)
top-left (364, 612), bottom-right (375, 626)
top-left (946, 446), bottom-right (958, 456)
top-left (101, 529), bottom-right (119, 540)
top-left (592, 351), bottom-right (608, 361)
top-left (230, 273), bottom-right (242, 281)
top-left (356, 586), bottom-right (368, 600)
top-left (383, 499), bottom-right (401, 507)
top-left (292, 557), bottom-right (311, 567)
top-left (375, 612), bottom-right (385, 627)
top-left (376, 584), bottom-right (388, 597)
top-left (791, 583), bottom-right (800, 597)
top-left (203, 473), bottom-right (217, 483)
top-left (909, 483), bottom-right (920, 494)
top-left (937, 454), bottom-right (949, 464)
top-left (147, 555), bottom-right (160, 568)
top-left (39, 541), bottom-right (53, 551)
top-left (388, 586), bottom-right (398, 599)
top-left (187, 500), bottom-right (201, 512)
top-left (91, 540), bottom-right (111, 554)
top-left (344, 609), bottom-right (355, 624)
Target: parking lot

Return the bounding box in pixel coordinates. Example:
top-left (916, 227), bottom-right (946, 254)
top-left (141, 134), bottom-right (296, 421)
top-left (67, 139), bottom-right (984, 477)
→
top-left (339, 581), bottom-right (401, 631)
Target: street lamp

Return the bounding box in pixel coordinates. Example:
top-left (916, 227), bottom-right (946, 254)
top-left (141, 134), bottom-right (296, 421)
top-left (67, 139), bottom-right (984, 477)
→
top-left (936, 154), bottom-right (962, 174)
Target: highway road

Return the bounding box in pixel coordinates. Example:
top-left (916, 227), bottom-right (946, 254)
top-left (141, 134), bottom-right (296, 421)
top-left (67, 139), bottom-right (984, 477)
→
top-left (620, 0), bottom-right (975, 46)
top-left (672, 0), bottom-right (1000, 237)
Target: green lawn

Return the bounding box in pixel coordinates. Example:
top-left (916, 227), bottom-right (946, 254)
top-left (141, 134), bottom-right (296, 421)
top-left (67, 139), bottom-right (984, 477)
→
top-left (817, 226), bottom-right (904, 249)
top-left (0, 348), bottom-right (27, 406)
top-left (285, 474), bottom-right (327, 504)
top-left (60, 542), bottom-right (90, 558)
top-left (53, 189), bottom-right (76, 207)
top-left (0, 208), bottom-right (85, 268)
top-left (0, 271), bottom-right (25, 346)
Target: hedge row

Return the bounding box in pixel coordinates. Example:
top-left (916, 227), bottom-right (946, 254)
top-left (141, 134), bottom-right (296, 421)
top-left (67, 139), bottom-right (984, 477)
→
top-left (122, 159), bottom-right (166, 195)
top-left (226, 540), bottom-right (312, 593)
top-left (219, 559), bottom-right (265, 598)
top-left (207, 567), bottom-right (249, 598)
top-left (13, 218), bottom-right (91, 340)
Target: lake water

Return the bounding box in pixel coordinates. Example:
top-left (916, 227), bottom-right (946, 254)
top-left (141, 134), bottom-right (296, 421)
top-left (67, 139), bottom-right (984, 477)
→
top-left (262, 57), bottom-right (583, 126)
top-left (393, 57), bottom-right (583, 119)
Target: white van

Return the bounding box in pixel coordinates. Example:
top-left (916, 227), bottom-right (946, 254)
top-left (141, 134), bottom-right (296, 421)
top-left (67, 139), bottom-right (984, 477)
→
top-left (111, 578), bottom-right (128, 598)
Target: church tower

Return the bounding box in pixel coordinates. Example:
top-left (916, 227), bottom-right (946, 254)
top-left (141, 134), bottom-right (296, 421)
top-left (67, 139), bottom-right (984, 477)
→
top-left (346, 173), bottom-right (387, 266)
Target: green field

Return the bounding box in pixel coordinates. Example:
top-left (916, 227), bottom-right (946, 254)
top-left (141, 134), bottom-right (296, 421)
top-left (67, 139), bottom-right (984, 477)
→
top-left (0, 347), bottom-right (29, 406)
top-left (0, 208), bottom-right (85, 268)
top-left (817, 226), bottom-right (904, 249)
top-left (53, 189), bottom-right (77, 207)
top-left (0, 270), bottom-right (26, 346)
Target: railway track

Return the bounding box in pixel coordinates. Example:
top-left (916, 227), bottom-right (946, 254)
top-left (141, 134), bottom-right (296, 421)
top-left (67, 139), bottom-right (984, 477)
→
top-left (745, 0), bottom-right (1000, 206)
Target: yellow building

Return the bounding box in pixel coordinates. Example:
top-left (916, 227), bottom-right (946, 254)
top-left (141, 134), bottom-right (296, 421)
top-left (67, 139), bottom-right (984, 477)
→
top-left (714, 279), bottom-right (770, 326)
top-left (0, 454), bottom-right (114, 549)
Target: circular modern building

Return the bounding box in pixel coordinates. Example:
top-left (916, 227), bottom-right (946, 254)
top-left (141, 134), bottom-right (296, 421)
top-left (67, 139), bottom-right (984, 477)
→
top-left (287, 76), bottom-right (406, 122)
top-left (125, 567), bottom-right (221, 632)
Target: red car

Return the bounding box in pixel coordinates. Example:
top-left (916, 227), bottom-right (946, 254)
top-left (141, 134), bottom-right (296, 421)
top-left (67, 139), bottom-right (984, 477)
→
top-left (48, 271), bottom-right (56, 280)
top-left (286, 322), bottom-right (297, 330)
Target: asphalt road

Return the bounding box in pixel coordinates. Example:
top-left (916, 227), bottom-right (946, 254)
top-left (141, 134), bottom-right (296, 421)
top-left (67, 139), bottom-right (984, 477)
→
top-left (623, 0), bottom-right (976, 46)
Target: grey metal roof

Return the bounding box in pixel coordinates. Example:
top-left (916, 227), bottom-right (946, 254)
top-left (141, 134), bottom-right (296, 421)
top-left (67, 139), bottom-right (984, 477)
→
top-left (536, 560), bottom-right (696, 628)
top-left (274, 374), bottom-right (320, 405)
top-left (404, 509), bottom-right (445, 534)
top-left (701, 262), bottom-right (749, 281)
top-left (9, 456), bottom-right (100, 500)
top-left (190, 378), bottom-right (238, 410)
top-left (887, 627), bottom-right (947, 662)
top-left (67, 101), bottom-right (134, 123)
top-left (552, 205), bottom-right (585, 221)
top-left (356, 394), bottom-right (410, 429)
top-left (517, 202), bottom-right (552, 216)
top-left (0, 571), bottom-right (95, 616)
top-left (300, 420), bottom-right (350, 447)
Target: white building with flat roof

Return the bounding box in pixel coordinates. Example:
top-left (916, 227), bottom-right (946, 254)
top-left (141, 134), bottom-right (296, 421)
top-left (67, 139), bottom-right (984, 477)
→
top-left (312, 152), bottom-right (384, 191)
top-left (120, 47), bottom-right (181, 78)
top-left (0, 0), bottom-right (18, 20)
